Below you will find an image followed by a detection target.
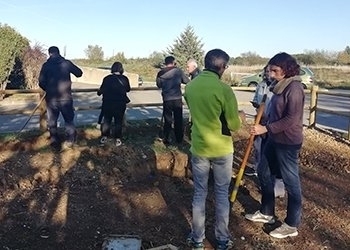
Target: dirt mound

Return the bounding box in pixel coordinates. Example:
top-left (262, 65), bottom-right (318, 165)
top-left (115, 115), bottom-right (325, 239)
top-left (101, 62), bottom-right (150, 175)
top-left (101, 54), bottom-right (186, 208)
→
top-left (0, 122), bottom-right (349, 249)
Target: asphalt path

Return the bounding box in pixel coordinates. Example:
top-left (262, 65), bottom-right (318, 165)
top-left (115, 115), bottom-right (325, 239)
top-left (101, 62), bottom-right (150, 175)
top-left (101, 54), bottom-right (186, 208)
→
top-left (0, 83), bottom-right (349, 134)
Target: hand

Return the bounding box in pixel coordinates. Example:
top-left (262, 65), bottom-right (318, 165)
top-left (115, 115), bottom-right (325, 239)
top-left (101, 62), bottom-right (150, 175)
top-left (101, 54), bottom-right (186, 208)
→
top-left (250, 124), bottom-right (267, 135)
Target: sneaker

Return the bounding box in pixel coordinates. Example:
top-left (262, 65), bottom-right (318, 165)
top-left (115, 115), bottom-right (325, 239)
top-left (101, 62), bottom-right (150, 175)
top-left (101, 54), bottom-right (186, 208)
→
top-left (186, 236), bottom-right (204, 250)
top-left (269, 222), bottom-right (298, 238)
top-left (99, 136), bottom-right (108, 145)
top-left (96, 123), bottom-right (101, 130)
top-left (115, 138), bottom-right (122, 147)
top-left (244, 167), bottom-right (258, 176)
top-left (216, 239), bottom-right (233, 250)
top-left (245, 210), bottom-right (275, 224)
top-left (274, 179), bottom-right (285, 198)
top-left (61, 141), bottom-right (74, 150)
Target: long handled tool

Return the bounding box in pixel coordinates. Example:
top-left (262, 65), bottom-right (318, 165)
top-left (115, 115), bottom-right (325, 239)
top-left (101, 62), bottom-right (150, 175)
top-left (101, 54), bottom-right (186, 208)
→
top-left (230, 94), bottom-right (267, 203)
top-left (17, 93), bottom-right (46, 133)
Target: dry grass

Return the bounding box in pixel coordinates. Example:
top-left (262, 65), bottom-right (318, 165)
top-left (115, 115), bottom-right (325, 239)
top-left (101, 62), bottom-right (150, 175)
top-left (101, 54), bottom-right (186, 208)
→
top-left (224, 65), bottom-right (350, 88)
top-left (310, 66), bottom-right (350, 88)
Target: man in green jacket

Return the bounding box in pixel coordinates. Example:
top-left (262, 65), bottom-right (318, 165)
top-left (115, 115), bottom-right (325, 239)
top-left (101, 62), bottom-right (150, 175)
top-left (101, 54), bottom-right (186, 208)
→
top-left (184, 49), bottom-right (241, 250)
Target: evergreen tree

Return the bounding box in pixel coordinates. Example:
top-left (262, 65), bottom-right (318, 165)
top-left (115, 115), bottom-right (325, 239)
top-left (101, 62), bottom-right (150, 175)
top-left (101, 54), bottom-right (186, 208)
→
top-left (0, 23), bottom-right (29, 96)
top-left (166, 25), bottom-right (204, 69)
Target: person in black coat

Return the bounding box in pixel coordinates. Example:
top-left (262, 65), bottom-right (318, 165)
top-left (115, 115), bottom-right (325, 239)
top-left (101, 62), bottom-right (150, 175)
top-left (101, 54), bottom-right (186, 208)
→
top-left (39, 46), bottom-right (83, 149)
top-left (97, 61), bottom-right (130, 147)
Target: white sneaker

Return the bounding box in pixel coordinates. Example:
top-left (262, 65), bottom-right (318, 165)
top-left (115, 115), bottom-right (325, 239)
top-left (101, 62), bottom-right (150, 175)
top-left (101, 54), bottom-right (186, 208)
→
top-left (245, 210), bottom-right (275, 224)
top-left (269, 223), bottom-right (298, 238)
top-left (115, 138), bottom-right (122, 147)
top-left (96, 124), bottom-right (101, 130)
top-left (274, 178), bottom-right (285, 198)
top-left (99, 136), bottom-right (108, 145)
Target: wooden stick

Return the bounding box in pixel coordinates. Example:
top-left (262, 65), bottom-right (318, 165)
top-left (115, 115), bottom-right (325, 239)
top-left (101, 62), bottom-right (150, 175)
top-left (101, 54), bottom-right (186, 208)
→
top-left (230, 94), bottom-right (267, 203)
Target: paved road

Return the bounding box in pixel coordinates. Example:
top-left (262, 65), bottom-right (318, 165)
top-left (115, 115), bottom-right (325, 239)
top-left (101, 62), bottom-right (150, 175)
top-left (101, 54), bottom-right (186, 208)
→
top-left (0, 83), bottom-right (348, 134)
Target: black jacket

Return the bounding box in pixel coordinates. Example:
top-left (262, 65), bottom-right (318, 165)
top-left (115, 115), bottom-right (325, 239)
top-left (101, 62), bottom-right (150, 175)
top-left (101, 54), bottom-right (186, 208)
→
top-left (39, 55), bottom-right (82, 100)
top-left (156, 66), bottom-right (189, 101)
top-left (97, 74), bottom-right (131, 104)
top-left (190, 68), bottom-right (201, 80)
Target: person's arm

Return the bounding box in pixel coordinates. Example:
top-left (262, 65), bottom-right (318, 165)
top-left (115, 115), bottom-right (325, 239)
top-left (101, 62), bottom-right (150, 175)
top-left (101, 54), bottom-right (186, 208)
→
top-left (124, 76), bottom-right (131, 92)
top-left (69, 61), bottom-right (83, 77)
top-left (156, 72), bottom-right (162, 88)
top-left (181, 69), bottom-right (190, 84)
top-left (222, 85), bottom-right (241, 132)
top-left (38, 65), bottom-right (47, 91)
top-left (97, 78), bottom-right (106, 96)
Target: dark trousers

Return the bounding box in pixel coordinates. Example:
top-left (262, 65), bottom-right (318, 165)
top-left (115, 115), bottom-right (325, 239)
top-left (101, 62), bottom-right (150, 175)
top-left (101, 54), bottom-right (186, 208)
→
top-left (258, 138), bottom-right (302, 227)
top-left (46, 98), bottom-right (76, 143)
top-left (101, 102), bottom-right (126, 139)
top-left (97, 106), bottom-right (104, 124)
top-left (162, 99), bottom-right (183, 143)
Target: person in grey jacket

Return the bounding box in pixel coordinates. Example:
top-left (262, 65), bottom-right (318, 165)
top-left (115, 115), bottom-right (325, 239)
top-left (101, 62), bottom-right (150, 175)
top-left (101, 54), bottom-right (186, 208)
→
top-left (39, 46), bottom-right (83, 149)
top-left (156, 56), bottom-right (190, 144)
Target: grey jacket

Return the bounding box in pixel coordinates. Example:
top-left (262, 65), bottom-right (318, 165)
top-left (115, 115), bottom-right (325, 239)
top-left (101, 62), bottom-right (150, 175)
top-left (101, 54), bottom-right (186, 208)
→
top-left (156, 66), bottom-right (189, 101)
top-left (39, 55), bottom-right (82, 100)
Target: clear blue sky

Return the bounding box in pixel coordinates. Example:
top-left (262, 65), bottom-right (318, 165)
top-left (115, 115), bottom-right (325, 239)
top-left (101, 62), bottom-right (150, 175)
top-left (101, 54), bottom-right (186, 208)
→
top-left (1, 0), bottom-right (349, 59)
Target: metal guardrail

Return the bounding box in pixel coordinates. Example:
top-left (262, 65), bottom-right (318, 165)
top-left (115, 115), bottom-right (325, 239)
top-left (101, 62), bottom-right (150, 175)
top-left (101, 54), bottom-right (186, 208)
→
top-left (308, 85), bottom-right (350, 140)
top-left (0, 86), bottom-right (349, 139)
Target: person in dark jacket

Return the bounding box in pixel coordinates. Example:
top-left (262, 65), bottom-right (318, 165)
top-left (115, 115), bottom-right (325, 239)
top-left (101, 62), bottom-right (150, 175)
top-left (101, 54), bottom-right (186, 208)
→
top-left (245, 52), bottom-right (305, 239)
top-left (187, 59), bottom-right (201, 80)
top-left (156, 56), bottom-right (190, 144)
top-left (97, 61), bottom-right (130, 147)
top-left (39, 46), bottom-right (83, 149)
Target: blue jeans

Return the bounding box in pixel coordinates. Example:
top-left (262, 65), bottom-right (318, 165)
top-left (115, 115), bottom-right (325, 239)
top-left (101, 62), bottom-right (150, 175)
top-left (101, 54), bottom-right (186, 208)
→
top-left (46, 98), bottom-right (76, 143)
top-left (190, 154), bottom-right (233, 242)
top-left (258, 139), bottom-right (302, 227)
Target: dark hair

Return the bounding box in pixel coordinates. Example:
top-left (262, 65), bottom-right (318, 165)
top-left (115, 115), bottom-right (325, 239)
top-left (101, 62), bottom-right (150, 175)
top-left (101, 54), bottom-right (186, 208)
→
top-left (48, 46), bottom-right (60, 55)
top-left (164, 56), bottom-right (175, 65)
top-left (204, 49), bottom-right (229, 73)
top-left (268, 52), bottom-right (300, 78)
top-left (111, 61), bottom-right (124, 74)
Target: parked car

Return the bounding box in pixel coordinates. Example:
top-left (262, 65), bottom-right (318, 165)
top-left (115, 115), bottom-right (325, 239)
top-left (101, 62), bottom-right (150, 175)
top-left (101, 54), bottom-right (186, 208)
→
top-left (238, 66), bottom-right (314, 89)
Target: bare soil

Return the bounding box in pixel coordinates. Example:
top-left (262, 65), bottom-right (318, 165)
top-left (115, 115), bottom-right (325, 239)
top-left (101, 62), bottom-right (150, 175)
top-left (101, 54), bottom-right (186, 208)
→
top-left (0, 119), bottom-right (349, 250)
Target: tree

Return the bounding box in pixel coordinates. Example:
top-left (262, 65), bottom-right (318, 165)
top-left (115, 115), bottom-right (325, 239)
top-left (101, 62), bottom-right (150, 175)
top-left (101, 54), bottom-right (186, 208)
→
top-left (84, 45), bottom-right (104, 61)
top-left (109, 52), bottom-right (127, 64)
top-left (294, 54), bottom-right (314, 65)
top-left (148, 51), bottom-right (165, 68)
top-left (21, 43), bottom-right (47, 89)
top-left (166, 25), bottom-right (204, 69)
top-left (0, 23), bottom-right (29, 96)
top-left (337, 51), bottom-right (350, 65)
top-left (235, 52), bottom-right (268, 65)
top-left (345, 46), bottom-right (350, 55)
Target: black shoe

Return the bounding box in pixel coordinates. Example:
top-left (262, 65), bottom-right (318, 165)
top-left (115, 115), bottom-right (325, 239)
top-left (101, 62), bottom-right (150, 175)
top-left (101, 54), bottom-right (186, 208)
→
top-left (244, 167), bottom-right (257, 176)
top-left (50, 141), bottom-right (61, 151)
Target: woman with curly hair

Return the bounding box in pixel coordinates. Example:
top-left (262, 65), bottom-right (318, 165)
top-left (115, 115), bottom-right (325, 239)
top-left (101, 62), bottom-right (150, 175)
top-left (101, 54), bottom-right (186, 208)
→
top-left (245, 52), bottom-right (305, 239)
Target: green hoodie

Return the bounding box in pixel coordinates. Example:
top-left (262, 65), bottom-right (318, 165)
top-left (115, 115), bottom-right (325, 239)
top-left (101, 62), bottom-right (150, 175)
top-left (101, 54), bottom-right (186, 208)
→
top-left (184, 70), bottom-right (241, 157)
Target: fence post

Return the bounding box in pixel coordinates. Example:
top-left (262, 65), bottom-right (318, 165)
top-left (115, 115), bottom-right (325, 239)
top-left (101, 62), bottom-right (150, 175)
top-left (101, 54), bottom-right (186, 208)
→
top-left (38, 92), bottom-right (47, 132)
top-left (347, 120), bottom-right (350, 140)
top-left (308, 85), bottom-right (318, 128)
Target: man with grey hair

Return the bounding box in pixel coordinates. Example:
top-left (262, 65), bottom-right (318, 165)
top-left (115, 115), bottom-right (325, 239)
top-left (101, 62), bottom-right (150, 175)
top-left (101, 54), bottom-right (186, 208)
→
top-left (187, 59), bottom-right (201, 80)
top-left (184, 49), bottom-right (241, 250)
